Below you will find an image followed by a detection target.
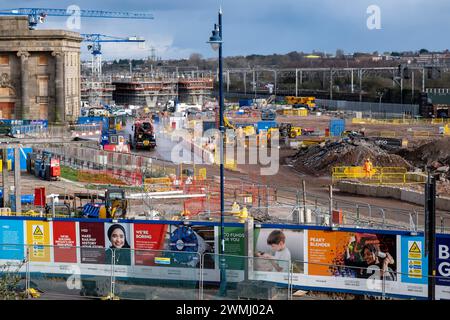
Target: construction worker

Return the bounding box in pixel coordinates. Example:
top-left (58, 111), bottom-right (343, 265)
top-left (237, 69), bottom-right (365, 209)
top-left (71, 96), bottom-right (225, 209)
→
top-left (231, 201), bottom-right (241, 216)
top-left (238, 206), bottom-right (248, 223)
top-left (363, 158), bottom-right (373, 178)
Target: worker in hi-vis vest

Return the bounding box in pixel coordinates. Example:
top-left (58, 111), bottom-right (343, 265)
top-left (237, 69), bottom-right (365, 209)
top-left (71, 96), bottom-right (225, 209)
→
top-left (363, 158), bottom-right (373, 178)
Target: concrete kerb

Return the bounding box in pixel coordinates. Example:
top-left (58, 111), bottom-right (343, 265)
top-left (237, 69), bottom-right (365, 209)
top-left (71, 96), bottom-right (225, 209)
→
top-left (336, 181), bottom-right (450, 211)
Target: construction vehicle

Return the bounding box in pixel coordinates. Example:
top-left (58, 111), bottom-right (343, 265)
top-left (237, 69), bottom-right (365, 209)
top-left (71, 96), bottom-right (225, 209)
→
top-left (100, 116), bottom-right (131, 153)
top-left (26, 151), bottom-right (60, 181)
top-left (278, 123), bottom-right (303, 138)
top-left (224, 116), bottom-right (255, 136)
top-left (126, 118), bottom-right (156, 150)
top-left (285, 96), bottom-right (316, 111)
top-left (81, 188), bottom-right (128, 219)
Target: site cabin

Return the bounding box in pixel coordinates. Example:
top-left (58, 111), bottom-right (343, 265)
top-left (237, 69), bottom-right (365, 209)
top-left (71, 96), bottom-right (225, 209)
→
top-left (419, 92), bottom-right (450, 118)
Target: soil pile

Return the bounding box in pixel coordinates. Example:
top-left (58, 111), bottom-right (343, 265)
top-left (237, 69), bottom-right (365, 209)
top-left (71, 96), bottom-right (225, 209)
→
top-left (292, 138), bottom-right (413, 176)
top-left (400, 137), bottom-right (450, 168)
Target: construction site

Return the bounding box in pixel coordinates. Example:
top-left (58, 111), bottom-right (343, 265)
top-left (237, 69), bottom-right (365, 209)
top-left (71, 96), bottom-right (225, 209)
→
top-left (0, 5), bottom-right (449, 303)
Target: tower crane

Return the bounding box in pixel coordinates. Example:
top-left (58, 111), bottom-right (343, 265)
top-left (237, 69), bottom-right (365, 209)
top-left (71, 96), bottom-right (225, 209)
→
top-left (82, 34), bottom-right (145, 78)
top-left (0, 7), bottom-right (153, 29)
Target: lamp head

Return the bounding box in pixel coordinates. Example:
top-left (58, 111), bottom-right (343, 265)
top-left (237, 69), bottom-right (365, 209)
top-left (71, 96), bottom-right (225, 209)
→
top-left (207, 24), bottom-right (222, 51)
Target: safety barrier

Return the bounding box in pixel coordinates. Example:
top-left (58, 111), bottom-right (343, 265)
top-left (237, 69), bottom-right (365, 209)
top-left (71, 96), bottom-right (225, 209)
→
top-left (283, 109), bottom-right (308, 116)
top-left (352, 117), bottom-right (450, 125)
top-left (378, 131), bottom-right (396, 138)
top-left (331, 166), bottom-right (426, 185)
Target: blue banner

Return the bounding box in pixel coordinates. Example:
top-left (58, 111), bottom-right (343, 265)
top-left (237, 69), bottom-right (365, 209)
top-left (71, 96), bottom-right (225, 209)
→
top-left (437, 235), bottom-right (450, 287)
top-left (0, 220), bottom-right (25, 260)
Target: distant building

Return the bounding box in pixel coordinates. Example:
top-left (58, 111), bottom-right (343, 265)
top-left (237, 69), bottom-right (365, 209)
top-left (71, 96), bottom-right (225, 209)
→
top-left (0, 16), bottom-right (82, 123)
top-left (112, 76), bottom-right (213, 107)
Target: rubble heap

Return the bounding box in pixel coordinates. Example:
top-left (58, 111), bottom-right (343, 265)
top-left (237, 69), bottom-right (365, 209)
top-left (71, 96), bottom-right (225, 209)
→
top-left (292, 138), bottom-right (413, 176)
top-left (399, 137), bottom-right (450, 171)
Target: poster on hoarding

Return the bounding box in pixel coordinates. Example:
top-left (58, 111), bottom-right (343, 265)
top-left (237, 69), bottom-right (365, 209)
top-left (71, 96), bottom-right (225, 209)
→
top-left (26, 221), bottom-right (51, 262)
top-left (254, 228), bottom-right (304, 274)
top-left (0, 220), bottom-right (24, 260)
top-left (79, 222), bottom-right (105, 264)
top-left (436, 235), bottom-right (450, 300)
top-left (104, 223), bottom-right (132, 266)
top-left (437, 236), bottom-right (450, 287)
top-left (53, 221), bottom-right (77, 263)
top-left (401, 236), bottom-right (427, 284)
top-left (165, 225), bottom-right (215, 268)
top-left (307, 230), bottom-right (397, 281)
top-left (133, 223), bottom-right (167, 266)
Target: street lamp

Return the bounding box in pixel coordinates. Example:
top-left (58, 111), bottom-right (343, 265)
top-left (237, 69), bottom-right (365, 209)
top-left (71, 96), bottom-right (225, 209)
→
top-left (207, 8), bottom-right (227, 296)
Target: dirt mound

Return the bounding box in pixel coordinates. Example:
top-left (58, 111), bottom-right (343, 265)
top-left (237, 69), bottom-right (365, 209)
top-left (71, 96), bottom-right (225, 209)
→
top-left (400, 137), bottom-right (450, 168)
top-left (292, 138), bottom-right (413, 176)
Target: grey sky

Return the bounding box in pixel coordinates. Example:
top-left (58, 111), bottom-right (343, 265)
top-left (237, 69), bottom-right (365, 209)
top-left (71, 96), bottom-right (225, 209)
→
top-left (1, 0), bottom-right (449, 60)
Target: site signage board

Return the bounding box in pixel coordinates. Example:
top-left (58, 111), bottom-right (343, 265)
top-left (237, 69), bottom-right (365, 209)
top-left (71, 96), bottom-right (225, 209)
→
top-left (53, 221), bottom-right (78, 263)
top-left (0, 219), bottom-right (24, 260)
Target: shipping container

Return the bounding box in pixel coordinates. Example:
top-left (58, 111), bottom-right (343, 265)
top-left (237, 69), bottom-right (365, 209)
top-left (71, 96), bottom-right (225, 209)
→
top-left (10, 194), bottom-right (35, 212)
top-left (329, 119), bottom-right (346, 137)
top-left (256, 120), bottom-right (277, 133)
top-left (6, 147), bottom-right (32, 171)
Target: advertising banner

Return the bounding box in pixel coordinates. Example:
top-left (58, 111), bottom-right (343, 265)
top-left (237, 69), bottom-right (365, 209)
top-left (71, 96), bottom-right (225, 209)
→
top-left (166, 225), bottom-right (215, 269)
top-left (436, 235), bottom-right (450, 300)
top-left (79, 222), bottom-right (105, 264)
top-left (254, 228), bottom-right (304, 274)
top-left (26, 221), bottom-right (50, 262)
top-left (0, 220), bottom-right (24, 260)
top-left (223, 227), bottom-right (246, 270)
top-left (53, 221), bottom-right (77, 263)
top-left (104, 223), bottom-right (132, 266)
top-left (307, 230), bottom-right (397, 281)
top-left (133, 223), bottom-right (167, 266)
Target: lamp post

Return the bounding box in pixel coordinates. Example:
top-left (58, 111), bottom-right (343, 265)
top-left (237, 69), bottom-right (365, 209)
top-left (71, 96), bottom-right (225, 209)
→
top-left (207, 8), bottom-right (227, 295)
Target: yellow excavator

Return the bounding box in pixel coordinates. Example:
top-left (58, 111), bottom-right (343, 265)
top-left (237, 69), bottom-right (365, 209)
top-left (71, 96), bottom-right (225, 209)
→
top-left (224, 116), bottom-right (255, 136)
top-left (81, 188), bottom-right (128, 219)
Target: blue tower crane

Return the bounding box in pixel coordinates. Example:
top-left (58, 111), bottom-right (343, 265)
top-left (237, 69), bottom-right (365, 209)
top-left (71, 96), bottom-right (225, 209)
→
top-left (81, 34), bottom-right (145, 77)
top-left (0, 7), bottom-right (153, 29)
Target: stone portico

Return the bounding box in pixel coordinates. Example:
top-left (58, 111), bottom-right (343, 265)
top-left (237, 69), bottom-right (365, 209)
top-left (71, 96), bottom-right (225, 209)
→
top-left (0, 16), bottom-right (82, 123)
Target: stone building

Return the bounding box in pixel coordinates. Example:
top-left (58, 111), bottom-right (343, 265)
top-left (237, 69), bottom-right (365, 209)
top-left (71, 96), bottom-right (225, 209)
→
top-left (0, 16), bottom-right (82, 123)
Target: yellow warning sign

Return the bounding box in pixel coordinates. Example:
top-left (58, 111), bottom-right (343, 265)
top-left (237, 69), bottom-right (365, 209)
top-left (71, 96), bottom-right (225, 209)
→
top-left (408, 260), bottom-right (422, 278)
top-left (408, 241), bottom-right (422, 259)
top-left (33, 226), bottom-right (43, 236)
top-left (26, 222), bottom-right (50, 262)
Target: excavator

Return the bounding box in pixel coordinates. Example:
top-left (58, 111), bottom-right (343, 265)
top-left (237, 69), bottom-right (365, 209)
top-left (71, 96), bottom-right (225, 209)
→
top-left (224, 116), bottom-right (255, 136)
top-left (81, 188), bottom-right (128, 219)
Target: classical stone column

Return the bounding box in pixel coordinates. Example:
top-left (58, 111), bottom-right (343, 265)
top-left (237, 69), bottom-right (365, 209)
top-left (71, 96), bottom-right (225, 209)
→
top-left (17, 51), bottom-right (30, 119)
top-left (52, 51), bottom-right (65, 124)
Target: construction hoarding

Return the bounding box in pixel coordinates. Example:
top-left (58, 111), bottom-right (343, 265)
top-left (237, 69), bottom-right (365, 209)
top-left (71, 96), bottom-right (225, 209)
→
top-left (0, 217), bottom-right (448, 299)
top-left (437, 235), bottom-right (450, 300)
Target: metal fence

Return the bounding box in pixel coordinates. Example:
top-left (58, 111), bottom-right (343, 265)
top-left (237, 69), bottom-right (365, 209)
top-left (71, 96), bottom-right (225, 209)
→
top-left (1, 244), bottom-right (449, 300)
top-left (317, 99), bottom-right (419, 117)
